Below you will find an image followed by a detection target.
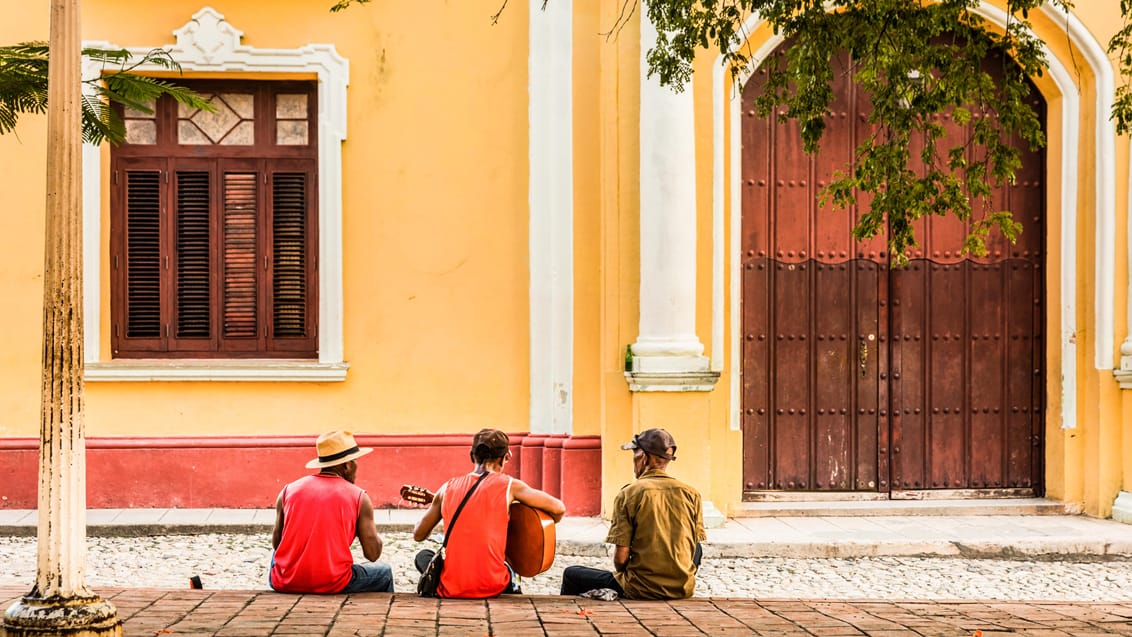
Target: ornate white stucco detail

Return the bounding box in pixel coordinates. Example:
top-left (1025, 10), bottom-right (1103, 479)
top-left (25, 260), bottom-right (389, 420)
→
top-left (81, 6), bottom-right (350, 381)
top-left (172, 6), bottom-right (243, 64)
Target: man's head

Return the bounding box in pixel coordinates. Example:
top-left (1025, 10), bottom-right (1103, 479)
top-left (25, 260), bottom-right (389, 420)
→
top-left (306, 430), bottom-right (373, 483)
top-left (470, 428), bottom-right (511, 465)
top-left (620, 428), bottom-right (677, 478)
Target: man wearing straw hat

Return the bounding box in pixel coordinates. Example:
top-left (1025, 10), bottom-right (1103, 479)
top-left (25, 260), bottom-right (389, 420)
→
top-left (270, 431), bottom-right (395, 593)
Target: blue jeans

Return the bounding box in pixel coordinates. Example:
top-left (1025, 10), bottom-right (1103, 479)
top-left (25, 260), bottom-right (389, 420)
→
top-left (340, 562), bottom-right (395, 593)
top-left (268, 557), bottom-right (394, 593)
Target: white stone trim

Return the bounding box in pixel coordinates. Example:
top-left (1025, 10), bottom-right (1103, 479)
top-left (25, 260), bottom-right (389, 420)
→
top-left (719, 2), bottom-right (1087, 428)
top-left (712, 61), bottom-right (725, 374)
top-left (1122, 138), bottom-right (1132, 384)
top-left (528, 0), bottom-right (574, 433)
top-left (728, 71), bottom-right (742, 430)
top-left (81, 7), bottom-right (349, 381)
top-left (85, 360), bottom-right (349, 382)
top-left (1039, 2), bottom-right (1116, 371)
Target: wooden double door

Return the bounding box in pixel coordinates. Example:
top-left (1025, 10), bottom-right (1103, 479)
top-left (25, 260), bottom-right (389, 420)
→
top-left (740, 49), bottom-right (1046, 498)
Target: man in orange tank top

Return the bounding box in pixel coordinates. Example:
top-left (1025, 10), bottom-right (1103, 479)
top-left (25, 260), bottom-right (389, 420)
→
top-left (412, 429), bottom-right (565, 598)
top-left (269, 431), bottom-right (394, 594)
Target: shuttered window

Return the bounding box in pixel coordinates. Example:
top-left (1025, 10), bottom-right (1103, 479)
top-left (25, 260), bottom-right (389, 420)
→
top-left (110, 81), bottom-right (318, 358)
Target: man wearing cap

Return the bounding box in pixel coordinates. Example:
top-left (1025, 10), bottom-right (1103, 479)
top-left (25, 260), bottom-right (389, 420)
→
top-left (412, 428), bottom-right (565, 598)
top-left (560, 428), bottom-right (706, 600)
top-left (269, 431), bottom-right (394, 594)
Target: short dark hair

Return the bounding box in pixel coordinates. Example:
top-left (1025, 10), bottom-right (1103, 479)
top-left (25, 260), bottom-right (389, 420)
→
top-left (471, 428), bottom-right (510, 463)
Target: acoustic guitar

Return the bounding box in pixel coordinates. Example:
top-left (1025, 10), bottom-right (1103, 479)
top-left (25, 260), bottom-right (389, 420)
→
top-left (400, 483), bottom-right (556, 577)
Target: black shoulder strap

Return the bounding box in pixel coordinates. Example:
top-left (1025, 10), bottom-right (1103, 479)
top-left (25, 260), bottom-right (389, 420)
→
top-left (441, 471), bottom-right (490, 549)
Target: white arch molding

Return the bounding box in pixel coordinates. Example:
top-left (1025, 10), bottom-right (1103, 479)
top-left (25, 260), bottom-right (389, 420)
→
top-left (81, 7), bottom-right (350, 381)
top-left (717, 1), bottom-right (1105, 430)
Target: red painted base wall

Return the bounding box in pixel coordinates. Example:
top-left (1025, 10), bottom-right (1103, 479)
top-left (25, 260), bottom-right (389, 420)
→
top-left (0, 433), bottom-right (602, 515)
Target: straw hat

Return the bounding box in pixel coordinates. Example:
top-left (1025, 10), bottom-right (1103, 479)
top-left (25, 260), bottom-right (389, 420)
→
top-left (305, 431), bottom-right (373, 469)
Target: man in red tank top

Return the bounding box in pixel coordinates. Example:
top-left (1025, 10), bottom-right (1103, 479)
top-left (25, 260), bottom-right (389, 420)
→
top-left (270, 431), bottom-right (394, 594)
top-left (412, 429), bottom-right (566, 598)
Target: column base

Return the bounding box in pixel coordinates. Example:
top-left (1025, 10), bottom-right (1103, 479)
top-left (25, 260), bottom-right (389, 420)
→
top-left (4, 593), bottom-right (121, 636)
top-left (1114, 491), bottom-right (1132, 524)
top-left (626, 355), bottom-right (719, 392)
top-left (1116, 354), bottom-right (1132, 389)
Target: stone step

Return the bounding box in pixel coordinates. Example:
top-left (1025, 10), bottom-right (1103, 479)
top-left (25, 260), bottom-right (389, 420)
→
top-left (733, 497), bottom-right (1079, 518)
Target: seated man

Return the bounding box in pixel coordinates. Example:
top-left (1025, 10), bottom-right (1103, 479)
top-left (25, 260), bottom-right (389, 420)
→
top-left (413, 428), bottom-right (565, 598)
top-left (560, 428), bottom-right (705, 600)
top-left (270, 430), bottom-right (394, 594)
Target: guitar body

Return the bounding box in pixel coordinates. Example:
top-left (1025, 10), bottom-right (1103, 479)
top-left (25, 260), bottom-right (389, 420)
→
top-left (506, 501), bottom-right (556, 577)
top-left (401, 483), bottom-right (557, 578)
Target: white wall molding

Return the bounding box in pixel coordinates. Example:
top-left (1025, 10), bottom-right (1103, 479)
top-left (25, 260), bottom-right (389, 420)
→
top-left (718, 1), bottom-right (1085, 427)
top-left (1039, 2), bottom-right (1116, 371)
top-left (529, 0), bottom-right (574, 433)
top-left (82, 6), bottom-right (349, 380)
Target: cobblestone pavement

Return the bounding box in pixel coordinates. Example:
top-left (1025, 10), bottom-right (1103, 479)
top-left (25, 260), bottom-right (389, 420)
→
top-left (3, 586), bottom-right (1132, 636)
top-left (2, 533), bottom-right (1132, 601)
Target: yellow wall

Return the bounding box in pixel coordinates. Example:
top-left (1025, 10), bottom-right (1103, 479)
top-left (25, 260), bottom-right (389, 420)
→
top-left (0, 1), bottom-right (537, 438)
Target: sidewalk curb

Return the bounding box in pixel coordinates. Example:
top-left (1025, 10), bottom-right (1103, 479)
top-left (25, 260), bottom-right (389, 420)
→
top-left (5, 523), bottom-right (1132, 560)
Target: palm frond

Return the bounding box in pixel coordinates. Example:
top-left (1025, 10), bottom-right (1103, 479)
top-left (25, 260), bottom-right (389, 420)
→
top-left (0, 41), bottom-right (211, 144)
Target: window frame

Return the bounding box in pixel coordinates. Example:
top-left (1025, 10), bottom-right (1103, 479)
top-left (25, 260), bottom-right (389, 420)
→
top-left (81, 8), bottom-right (349, 381)
top-left (110, 81), bottom-right (320, 359)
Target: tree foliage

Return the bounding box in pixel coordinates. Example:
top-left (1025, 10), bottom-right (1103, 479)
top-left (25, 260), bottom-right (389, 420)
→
top-left (0, 42), bottom-right (212, 145)
top-left (635, 0), bottom-right (1070, 263)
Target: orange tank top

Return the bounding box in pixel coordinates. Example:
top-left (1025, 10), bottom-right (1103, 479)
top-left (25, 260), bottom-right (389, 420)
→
top-left (438, 471), bottom-right (512, 598)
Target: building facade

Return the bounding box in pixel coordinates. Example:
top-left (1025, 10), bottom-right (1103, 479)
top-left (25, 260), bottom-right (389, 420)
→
top-left (0, 1), bottom-right (1130, 521)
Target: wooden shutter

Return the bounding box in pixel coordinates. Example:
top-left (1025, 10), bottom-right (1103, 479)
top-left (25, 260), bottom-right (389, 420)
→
top-left (222, 171), bottom-right (259, 339)
top-left (124, 169), bottom-right (162, 339)
top-left (271, 171), bottom-right (307, 338)
top-left (111, 81), bottom-right (319, 358)
top-left (174, 171), bottom-right (212, 339)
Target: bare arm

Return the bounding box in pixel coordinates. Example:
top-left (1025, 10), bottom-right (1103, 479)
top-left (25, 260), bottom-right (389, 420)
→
top-left (413, 491), bottom-right (444, 542)
top-left (356, 493), bottom-right (383, 561)
top-left (271, 492), bottom-right (284, 550)
top-left (510, 478), bottom-right (566, 523)
top-left (613, 545), bottom-right (630, 572)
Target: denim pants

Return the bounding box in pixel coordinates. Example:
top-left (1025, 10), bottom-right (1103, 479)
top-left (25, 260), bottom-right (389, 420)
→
top-left (413, 548), bottom-right (521, 595)
top-left (340, 562), bottom-right (395, 593)
top-left (268, 556), bottom-right (394, 593)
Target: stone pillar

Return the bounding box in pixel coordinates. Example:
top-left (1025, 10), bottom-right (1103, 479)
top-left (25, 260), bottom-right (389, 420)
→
top-left (628, 9), bottom-right (718, 392)
top-left (3, 0), bottom-right (121, 635)
top-left (529, 0), bottom-right (574, 434)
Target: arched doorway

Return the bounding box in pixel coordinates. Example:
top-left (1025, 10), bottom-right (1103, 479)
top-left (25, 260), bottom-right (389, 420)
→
top-left (740, 46), bottom-right (1046, 499)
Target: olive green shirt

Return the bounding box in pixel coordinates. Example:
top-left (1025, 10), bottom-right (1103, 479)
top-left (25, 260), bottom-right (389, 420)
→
top-left (607, 469), bottom-right (707, 600)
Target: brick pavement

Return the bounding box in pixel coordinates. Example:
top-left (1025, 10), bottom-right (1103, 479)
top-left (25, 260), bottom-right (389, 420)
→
top-left (3, 587), bottom-right (1132, 636)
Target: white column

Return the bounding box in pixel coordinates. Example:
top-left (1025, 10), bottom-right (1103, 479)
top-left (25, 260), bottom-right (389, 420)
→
top-left (529, 0), bottom-right (574, 433)
top-left (4, 0), bottom-right (120, 634)
top-left (629, 11), bottom-right (716, 390)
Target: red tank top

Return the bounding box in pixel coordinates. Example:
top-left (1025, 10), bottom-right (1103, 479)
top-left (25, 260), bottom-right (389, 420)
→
top-left (270, 474), bottom-right (363, 593)
top-left (438, 471), bottom-right (512, 598)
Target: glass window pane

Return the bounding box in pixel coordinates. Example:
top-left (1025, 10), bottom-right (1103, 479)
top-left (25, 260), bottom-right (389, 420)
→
top-left (124, 119), bottom-right (157, 145)
top-left (276, 93), bottom-right (308, 119)
top-left (276, 120), bottom-right (308, 146)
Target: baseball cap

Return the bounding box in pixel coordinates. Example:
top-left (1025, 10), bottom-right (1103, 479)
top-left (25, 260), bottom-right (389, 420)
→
top-left (471, 428), bottom-right (510, 461)
top-left (620, 428), bottom-right (677, 461)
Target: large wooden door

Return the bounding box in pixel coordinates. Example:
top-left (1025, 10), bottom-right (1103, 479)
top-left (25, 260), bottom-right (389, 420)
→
top-left (741, 48), bottom-right (1045, 498)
